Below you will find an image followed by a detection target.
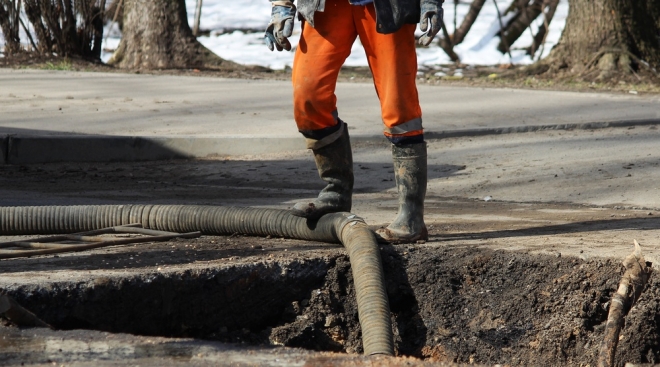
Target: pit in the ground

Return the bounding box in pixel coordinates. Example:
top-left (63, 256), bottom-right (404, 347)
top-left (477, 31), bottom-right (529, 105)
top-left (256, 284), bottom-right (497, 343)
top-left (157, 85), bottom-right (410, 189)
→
top-left (3, 245), bottom-right (660, 366)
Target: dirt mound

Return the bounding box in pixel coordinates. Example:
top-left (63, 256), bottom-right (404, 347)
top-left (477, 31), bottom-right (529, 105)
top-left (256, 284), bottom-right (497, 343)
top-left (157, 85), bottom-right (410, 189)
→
top-left (272, 246), bottom-right (658, 366)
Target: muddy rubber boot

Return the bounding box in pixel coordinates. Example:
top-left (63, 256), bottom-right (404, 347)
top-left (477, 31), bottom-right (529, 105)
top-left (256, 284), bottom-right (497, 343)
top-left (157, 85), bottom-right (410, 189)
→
top-left (376, 142), bottom-right (428, 243)
top-left (291, 127), bottom-right (354, 220)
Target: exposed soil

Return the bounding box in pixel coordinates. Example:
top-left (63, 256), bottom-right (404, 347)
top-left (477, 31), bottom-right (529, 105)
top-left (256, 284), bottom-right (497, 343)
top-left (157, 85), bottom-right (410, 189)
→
top-left (2, 243), bottom-right (658, 367)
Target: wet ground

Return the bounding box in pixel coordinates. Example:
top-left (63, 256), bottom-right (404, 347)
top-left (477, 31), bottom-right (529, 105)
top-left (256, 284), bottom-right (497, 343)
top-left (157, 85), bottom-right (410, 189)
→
top-left (2, 127), bottom-right (660, 366)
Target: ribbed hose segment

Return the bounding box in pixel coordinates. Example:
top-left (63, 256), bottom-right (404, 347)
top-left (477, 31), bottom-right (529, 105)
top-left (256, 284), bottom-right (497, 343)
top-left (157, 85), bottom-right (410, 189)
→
top-left (0, 205), bottom-right (341, 242)
top-left (140, 205), bottom-right (342, 242)
top-left (340, 220), bottom-right (394, 356)
top-left (0, 205), bottom-right (394, 356)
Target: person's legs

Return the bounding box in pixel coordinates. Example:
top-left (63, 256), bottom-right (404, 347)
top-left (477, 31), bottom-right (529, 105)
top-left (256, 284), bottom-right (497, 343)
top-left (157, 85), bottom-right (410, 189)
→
top-left (290, 0), bottom-right (359, 219)
top-left (353, 5), bottom-right (422, 143)
top-left (354, 5), bottom-right (428, 242)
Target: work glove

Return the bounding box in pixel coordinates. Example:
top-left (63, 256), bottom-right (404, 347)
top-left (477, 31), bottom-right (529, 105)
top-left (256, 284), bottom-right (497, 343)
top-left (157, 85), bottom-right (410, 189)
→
top-left (418, 0), bottom-right (444, 46)
top-left (265, 1), bottom-right (297, 51)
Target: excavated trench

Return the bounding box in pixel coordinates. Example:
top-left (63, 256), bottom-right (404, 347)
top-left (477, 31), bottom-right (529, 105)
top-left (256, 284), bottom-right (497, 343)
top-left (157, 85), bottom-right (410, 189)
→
top-left (3, 243), bottom-right (660, 366)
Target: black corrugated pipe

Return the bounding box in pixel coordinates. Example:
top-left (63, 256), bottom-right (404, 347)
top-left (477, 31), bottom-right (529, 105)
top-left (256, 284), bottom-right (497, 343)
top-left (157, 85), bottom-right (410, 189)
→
top-left (0, 205), bottom-right (394, 356)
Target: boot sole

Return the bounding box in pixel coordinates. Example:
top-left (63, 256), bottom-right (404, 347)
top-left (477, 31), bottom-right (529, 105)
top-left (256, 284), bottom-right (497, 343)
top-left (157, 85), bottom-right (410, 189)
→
top-left (374, 227), bottom-right (428, 244)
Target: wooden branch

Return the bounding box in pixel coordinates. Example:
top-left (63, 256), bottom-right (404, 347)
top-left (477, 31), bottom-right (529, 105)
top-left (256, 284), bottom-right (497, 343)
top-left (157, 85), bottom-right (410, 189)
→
top-left (41, 2), bottom-right (65, 56)
top-left (492, 0), bottom-right (512, 60)
top-left (497, 0), bottom-right (543, 54)
top-left (452, 0), bottom-right (486, 46)
top-left (24, 0), bottom-right (52, 54)
top-left (193, 0), bottom-right (203, 36)
top-left (104, 0), bottom-right (123, 45)
top-left (0, 293), bottom-right (52, 328)
top-left (527, 0), bottom-right (559, 58)
top-left (452, 0), bottom-right (457, 34)
top-left (439, 17), bottom-right (461, 62)
top-left (18, 14), bottom-right (38, 51)
top-left (597, 240), bottom-right (653, 367)
top-left (0, 0), bottom-right (21, 54)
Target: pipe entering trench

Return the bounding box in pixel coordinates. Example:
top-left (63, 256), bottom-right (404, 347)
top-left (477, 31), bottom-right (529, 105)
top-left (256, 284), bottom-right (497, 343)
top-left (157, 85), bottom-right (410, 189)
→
top-left (0, 205), bottom-right (394, 356)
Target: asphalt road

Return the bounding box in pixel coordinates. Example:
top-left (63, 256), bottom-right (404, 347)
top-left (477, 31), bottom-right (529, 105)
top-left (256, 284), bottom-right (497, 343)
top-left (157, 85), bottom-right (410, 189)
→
top-left (1, 68), bottom-right (659, 162)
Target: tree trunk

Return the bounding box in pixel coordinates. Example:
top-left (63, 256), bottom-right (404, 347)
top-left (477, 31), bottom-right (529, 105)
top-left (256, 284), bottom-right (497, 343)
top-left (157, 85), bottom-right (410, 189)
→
top-left (543, 0), bottom-right (660, 78)
top-left (108, 0), bottom-right (234, 70)
top-left (452, 0), bottom-right (486, 46)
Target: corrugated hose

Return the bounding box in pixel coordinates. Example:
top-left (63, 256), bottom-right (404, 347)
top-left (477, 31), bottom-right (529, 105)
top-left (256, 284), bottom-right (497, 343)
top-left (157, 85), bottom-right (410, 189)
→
top-left (0, 205), bottom-right (394, 356)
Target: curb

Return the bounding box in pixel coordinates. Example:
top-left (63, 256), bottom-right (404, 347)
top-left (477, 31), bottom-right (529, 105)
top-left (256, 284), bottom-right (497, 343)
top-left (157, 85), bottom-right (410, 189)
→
top-left (3, 118), bottom-right (659, 164)
top-left (424, 118), bottom-right (660, 140)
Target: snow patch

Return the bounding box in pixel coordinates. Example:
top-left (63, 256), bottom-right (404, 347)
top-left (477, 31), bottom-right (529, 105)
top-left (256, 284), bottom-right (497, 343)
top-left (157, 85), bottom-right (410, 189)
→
top-left (3, 0), bottom-right (569, 69)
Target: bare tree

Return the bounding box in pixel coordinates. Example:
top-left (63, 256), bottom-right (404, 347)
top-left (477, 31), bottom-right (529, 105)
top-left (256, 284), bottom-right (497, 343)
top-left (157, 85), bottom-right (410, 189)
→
top-left (437, 0), bottom-right (486, 62)
top-left (108, 0), bottom-right (235, 70)
top-left (0, 0), bottom-right (22, 55)
top-left (1, 0), bottom-right (105, 59)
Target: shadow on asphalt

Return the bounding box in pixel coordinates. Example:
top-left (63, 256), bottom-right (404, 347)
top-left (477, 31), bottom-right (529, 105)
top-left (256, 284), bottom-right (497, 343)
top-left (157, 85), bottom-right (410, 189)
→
top-left (0, 157), bottom-right (466, 207)
top-left (434, 216), bottom-right (660, 241)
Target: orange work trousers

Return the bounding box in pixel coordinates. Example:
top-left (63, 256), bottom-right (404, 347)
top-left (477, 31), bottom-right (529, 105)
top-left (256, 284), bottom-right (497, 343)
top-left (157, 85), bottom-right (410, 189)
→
top-left (292, 0), bottom-right (423, 146)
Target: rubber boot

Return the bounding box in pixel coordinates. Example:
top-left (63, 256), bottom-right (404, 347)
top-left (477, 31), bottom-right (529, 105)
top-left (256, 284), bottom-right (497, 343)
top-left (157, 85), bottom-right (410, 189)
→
top-left (291, 127), bottom-right (354, 219)
top-left (376, 142), bottom-right (428, 243)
